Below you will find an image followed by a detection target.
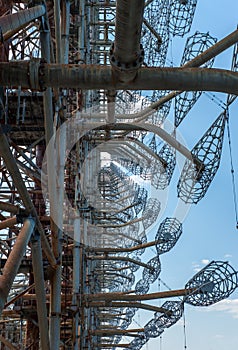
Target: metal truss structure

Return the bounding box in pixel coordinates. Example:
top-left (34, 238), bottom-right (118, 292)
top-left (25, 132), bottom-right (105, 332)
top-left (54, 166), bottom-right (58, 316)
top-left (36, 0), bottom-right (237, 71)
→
top-left (0, 1), bottom-right (238, 350)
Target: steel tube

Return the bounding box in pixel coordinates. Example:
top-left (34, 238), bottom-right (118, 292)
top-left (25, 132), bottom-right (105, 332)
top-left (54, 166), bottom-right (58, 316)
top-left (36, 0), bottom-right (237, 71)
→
top-left (31, 234), bottom-right (50, 350)
top-left (53, 0), bottom-right (61, 63)
top-left (61, 0), bottom-right (71, 64)
top-left (87, 255), bottom-right (155, 270)
top-left (87, 240), bottom-right (158, 253)
top-left (0, 201), bottom-right (19, 214)
top-left (72, 218), bottom-right (80, 349)
top-left (113, 0), bottom-right (144, 64)
top-left (42, 66), bottom-right (238, 94)
top-left (0, 5), bottom-right (46, 41)
top-left (85, 288), bottom-right (196, 302)
top-left (93, 344), bottom-right (129, 348)
top-left (1, 62), bottom-right (238, 95)
top-left (0, 218), bottom-right (35, 314)
top-left (92, 328), bottom-right (144, 335)
top-left (40, 20), bottom-right (62, 348)
top-left (0, 216), bottom-right (17, 229)
top-left (87, 301), bottom-right (171, 313)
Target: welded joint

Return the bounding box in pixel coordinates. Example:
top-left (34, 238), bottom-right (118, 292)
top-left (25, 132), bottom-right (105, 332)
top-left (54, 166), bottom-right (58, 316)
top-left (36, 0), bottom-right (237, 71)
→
top-left (109, 42), bottom-right (144, 72)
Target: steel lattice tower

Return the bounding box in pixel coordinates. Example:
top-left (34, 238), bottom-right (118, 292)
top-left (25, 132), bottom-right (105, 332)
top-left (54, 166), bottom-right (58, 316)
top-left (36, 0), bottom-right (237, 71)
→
top-left (0, 1), bottom-right (237, 350)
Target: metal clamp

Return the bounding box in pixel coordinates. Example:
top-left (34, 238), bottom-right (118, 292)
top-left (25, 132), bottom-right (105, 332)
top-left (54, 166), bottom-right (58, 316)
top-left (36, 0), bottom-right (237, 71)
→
top-left (28, 58), bottom-right (46, 91)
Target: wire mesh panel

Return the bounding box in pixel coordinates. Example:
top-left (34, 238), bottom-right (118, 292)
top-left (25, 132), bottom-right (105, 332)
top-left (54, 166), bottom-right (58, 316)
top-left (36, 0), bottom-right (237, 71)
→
top-left (175, 31), bottom-right (217, 127)
top-left (168, 0), bottom-right (198, 37)
top-left (184, 261), bottom-right (238, 306)
top-left (156, 217), bottom-right (182, 254)
top-left (177, 112), bottom-right (226, 203)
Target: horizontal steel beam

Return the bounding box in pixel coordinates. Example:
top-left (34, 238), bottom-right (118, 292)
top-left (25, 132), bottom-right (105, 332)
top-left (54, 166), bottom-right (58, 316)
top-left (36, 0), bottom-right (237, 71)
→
top-left (86, 240), bottom-right (158, 253)
top-left (86, 255), bottom-right (155, 270)
top-left (85, 287), bottom-right (195, 302)
top-left (86, 301), bottom-right (171, 313)
top-left (0, 62), bottom-right (238, 95)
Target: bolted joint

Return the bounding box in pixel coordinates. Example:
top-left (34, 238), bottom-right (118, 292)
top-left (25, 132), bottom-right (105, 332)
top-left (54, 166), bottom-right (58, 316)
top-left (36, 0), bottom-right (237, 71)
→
top-left (109, 42), bottom-right (144, 73)
top-left (28, 58), bottom-right (46, 91)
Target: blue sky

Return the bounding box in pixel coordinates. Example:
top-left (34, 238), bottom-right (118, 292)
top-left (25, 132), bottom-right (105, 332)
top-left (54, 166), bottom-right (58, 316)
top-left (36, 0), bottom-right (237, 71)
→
top-left (129, 1), bottom-right (238, 349)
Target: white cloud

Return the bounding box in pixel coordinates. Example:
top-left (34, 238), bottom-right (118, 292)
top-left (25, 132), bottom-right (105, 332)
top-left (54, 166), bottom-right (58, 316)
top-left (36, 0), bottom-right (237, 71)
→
top-left (192, 260), bottom-right (210, 273)
top-left (201, 259), bottom-right (210, 265)
top-left (204, 299), bottom-right (238, 319)
top-left (214, 334), bottom-right (224, 339)
top-left (224, 254), bottom-right (232, 258)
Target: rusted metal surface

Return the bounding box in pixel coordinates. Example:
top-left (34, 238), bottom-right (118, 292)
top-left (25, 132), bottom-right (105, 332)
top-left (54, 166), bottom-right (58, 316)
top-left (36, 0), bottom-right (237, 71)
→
top-left (0, 5), bottom-right (46, 41)
top-left (31, 234), bottom-right (50, 350)
top-left (0, 216), bottom-right (17, 229)
top-left (0, 126), bottom-right (56, 267)
top-left (85, 288), bottom-right (196, 302)
top-left (110, 0), bottom-right (145, 82)
top-left (0, 62), bottom-right (238, 96)
top-left (0, 217), bottom-right (35, 314)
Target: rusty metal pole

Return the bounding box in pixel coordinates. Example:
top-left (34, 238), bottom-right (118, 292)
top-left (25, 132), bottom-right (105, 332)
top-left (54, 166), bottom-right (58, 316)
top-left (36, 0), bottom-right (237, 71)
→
top-left (86, 301), bottom-right (172, 313)
top-left (31, 232), bottom-right (50, 350)
top-left (72, 218), bottom-right (81, 350)
top-left (108, 0), bottom-right (145, 119)
top-left (0, 216), bottom-right (17, 229)
top-left (1, 62), bottom-right (238, 95)
top-left (40, 15), bottom-right (62, 349)
top-left (85, 287), bottom-right (196, 302)
top-left (0, 201), bottom-right (19, 214)
top-left (0, 217), bottom-right (35, 315)
top-left (110, 0), bottom-right (145, 83)
top-left (0, 5), bottom-right (46, 41)
top-left (61, 0), bottom-right (71, 63)
top-left (54, 0), bottom-right (61, 63)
